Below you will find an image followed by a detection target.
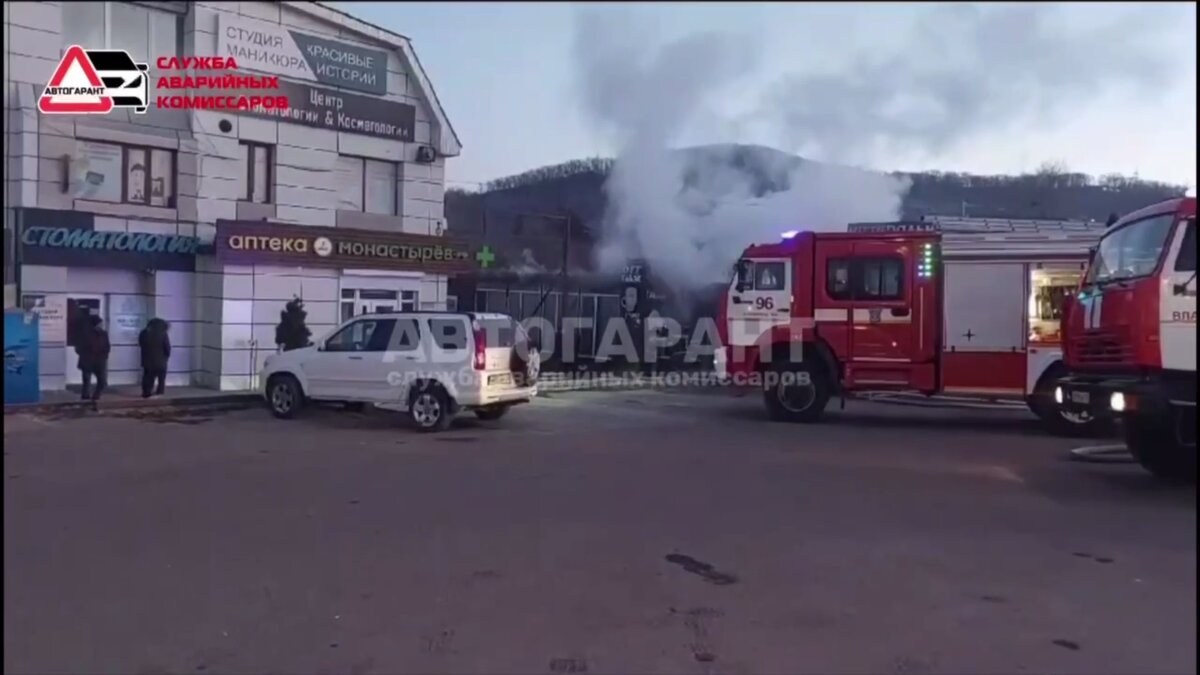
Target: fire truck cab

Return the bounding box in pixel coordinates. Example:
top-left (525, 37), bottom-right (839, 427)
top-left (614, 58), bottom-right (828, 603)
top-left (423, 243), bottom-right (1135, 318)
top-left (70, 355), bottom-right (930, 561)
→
top-left (1056, 197), bottom-right (1196, 480)
top-left (716, 217), bottom-right (1110, 433)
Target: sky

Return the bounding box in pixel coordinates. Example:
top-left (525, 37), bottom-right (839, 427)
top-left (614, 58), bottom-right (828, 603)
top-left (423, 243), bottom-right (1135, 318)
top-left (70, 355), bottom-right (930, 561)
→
top-left (340, 2), bottom-right (1197, 191)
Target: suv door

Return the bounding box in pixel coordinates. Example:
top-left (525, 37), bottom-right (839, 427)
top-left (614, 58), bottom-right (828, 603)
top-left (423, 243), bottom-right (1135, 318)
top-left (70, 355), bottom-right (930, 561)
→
top-left (383, 317), bottom-right (423, 401)
top-left (308, 317), bottom-right (396, 400)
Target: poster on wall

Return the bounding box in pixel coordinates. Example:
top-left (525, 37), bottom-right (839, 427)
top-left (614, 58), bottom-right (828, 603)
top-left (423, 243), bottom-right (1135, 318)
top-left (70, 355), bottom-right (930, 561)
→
top-left (72, 141), bottom-right (123, 202)
top-left (20, 294), bottom-right (66, 343)
top-left (111, 296), bottom-right (149, 344)
top-left (113, 314), bottom-right (144, 343)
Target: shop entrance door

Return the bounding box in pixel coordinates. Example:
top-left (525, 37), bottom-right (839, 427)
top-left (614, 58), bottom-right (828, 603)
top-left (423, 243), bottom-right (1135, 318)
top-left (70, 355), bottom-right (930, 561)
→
top-left (65, 294), bottom-right (105, 385)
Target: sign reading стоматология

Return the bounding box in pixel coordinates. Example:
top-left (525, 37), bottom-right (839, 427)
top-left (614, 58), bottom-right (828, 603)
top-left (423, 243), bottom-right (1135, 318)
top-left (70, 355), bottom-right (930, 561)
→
top-left (214, 221), bottom-right (476, 274)
top-left (217, 14), bottom-right (390, 96)
top-left (18, 207), bottom-right (200, 272)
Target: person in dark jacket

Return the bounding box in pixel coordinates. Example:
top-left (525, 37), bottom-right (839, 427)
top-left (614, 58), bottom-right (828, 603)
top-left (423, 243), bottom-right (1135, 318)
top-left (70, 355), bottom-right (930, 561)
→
top-left (138, 318), bottom-right (171, 398)
top-left (77, 314), bottom-right (110, 402)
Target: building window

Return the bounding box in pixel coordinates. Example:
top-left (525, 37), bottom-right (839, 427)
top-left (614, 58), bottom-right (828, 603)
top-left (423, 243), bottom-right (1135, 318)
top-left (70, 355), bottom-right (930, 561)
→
top-left (62, 2), bottom-right (182, 64)
top-left (340, 289), bottom-right (417, 321)
top-left (335, 155), bottom-right (397, 215)
top-left (240, 142), bottom-right (273, 203)
top-left (74, 140), bottom-right (174, 207)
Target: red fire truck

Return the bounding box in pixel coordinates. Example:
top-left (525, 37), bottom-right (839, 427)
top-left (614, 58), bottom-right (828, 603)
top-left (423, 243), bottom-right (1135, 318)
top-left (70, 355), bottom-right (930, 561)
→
top-left (1055, 197), bottom-right (1196, 480)
top-left (715, 216), bottom-right (1111, 434)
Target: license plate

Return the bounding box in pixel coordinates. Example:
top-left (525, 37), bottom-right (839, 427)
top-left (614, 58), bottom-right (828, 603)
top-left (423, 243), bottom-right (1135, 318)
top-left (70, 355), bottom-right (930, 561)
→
top-left (488, 373), bottom-right (513, 386)
top-left (1070, 391), bottom-right (1090, 405)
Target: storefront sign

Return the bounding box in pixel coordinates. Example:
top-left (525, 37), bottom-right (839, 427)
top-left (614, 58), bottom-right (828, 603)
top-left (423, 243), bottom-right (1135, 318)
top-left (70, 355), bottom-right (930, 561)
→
top-left (18, 208), bottom-right (200, 272)
top-left (218, 14), bottom-right (389, 95)
top-left (214, 220), bottom-right (477, 274)
top-left (241, 79), bottom-right (416, 142)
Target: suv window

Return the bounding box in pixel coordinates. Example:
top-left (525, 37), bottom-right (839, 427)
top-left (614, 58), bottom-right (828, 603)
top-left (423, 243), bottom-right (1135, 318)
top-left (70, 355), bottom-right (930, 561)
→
top-left (324, 318), bottom-right (395, 352)
top-left (478, 316), bottom-right (518, 348)
top-left (428, 317), bottom-right (468, 350)
top-left (1175, 218), bottom-right (1196, 272)
top-left (390, 318), bottom-right (421, 351)
top-left (824, 257), bottom-right (903, 300)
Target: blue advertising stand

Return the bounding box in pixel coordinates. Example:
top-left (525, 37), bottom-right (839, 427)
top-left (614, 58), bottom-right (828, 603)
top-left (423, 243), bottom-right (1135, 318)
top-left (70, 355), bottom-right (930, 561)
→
top-left (4, 309), bottom-right (41, 405)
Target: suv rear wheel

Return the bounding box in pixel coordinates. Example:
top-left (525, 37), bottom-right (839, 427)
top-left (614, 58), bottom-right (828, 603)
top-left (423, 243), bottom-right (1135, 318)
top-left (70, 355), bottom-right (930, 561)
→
top-left (409, 383), bottom-right (454, 432)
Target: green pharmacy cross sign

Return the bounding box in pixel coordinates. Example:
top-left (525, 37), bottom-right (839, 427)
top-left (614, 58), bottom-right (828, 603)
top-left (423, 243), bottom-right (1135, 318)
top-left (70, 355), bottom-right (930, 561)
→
top-left (476, 245), bottom-right (495, 269)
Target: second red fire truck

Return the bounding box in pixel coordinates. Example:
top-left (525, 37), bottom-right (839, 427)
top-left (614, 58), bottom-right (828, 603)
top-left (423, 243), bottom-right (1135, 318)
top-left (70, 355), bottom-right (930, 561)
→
top-left (715, 215), bottom-right (1111, 435)
top-left (1056, 197), bottom-right (1196, 480)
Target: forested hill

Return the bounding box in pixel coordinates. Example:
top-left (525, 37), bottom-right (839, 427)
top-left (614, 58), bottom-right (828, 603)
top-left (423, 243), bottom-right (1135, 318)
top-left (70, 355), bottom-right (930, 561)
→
top-left (445, 145), bottom-right (1187, 239)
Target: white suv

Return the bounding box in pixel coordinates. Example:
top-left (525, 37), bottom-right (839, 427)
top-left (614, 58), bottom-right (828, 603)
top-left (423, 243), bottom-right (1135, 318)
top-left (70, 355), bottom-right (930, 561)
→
top-left (260, 312), bottom-right (539, 431)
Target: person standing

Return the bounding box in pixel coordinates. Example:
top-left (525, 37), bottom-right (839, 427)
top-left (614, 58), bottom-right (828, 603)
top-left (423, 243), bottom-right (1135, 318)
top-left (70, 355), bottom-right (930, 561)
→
top-left (138, 318), bottom-right (171, 398)
top-left (77, 315), bottom-right (110, 404)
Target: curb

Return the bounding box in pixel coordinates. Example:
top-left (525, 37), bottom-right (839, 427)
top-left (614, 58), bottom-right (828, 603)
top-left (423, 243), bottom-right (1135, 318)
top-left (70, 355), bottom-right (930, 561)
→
top-left (5, 392), bottom-right (262, 416)
top-left (5, 375), bottom-right (718, 415)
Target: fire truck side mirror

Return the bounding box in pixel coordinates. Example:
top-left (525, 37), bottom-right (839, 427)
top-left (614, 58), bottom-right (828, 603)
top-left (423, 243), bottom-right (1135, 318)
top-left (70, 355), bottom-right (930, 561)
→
top-left (734, 260), bottom-right (752, 292)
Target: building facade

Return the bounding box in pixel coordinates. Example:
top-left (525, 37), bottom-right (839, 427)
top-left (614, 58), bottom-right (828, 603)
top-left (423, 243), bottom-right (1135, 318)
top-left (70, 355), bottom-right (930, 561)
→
top-left (4, 0), bottom-right (461, 391)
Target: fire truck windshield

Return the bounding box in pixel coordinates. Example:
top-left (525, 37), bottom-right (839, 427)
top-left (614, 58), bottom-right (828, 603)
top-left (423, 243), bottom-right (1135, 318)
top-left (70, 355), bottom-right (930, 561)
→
top-left (1085, 212), bottom-right (1175, 284)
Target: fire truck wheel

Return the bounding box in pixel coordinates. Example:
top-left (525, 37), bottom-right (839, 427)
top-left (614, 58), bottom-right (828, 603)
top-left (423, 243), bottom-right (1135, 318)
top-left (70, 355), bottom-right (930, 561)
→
top-left (763, 363), bottom-right (830, 423)
top-left (1125, 416), bottom-right (1197, 483)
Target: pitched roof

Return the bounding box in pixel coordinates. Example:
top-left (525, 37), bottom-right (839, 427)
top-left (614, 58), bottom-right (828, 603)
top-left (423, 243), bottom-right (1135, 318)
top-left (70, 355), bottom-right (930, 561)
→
top-left (287, 1), bottom-right (462, 157)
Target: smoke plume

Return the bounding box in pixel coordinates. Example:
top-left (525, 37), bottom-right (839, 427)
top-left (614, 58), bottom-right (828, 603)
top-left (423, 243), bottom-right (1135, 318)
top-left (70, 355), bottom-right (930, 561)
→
top-left (570, 4), bottom-right (1180, 292)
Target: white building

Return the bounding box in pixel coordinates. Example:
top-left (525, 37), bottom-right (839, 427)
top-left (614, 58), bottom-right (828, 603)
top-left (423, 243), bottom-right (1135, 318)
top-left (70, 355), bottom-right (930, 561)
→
top-left (4, 0), bottom-right (464, 392)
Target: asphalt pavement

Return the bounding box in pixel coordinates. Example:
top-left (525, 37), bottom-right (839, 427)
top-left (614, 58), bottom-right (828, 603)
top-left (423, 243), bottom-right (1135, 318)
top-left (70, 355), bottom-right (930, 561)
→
top-left (4, 389), bottom-right (1196, 674)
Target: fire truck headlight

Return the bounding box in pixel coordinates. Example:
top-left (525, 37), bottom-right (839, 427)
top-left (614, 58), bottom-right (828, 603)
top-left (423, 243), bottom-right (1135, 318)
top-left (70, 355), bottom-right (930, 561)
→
top-left (1110, 392), bottom-right (1126, 412)
top-left (1054, 386), bottom-right (1064, 404)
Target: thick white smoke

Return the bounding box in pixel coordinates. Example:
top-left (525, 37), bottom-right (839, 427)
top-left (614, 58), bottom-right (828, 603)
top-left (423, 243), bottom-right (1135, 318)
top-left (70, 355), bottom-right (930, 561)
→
top-left (572, 8), bottom-right (909, 292)
top-left (570, 4), bottom-right (1180, 292)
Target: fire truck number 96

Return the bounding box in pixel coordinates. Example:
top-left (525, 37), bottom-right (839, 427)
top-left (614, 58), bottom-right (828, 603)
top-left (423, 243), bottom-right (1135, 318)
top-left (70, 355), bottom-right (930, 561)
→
top-left (754, 297), bottom-right (775, 310)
